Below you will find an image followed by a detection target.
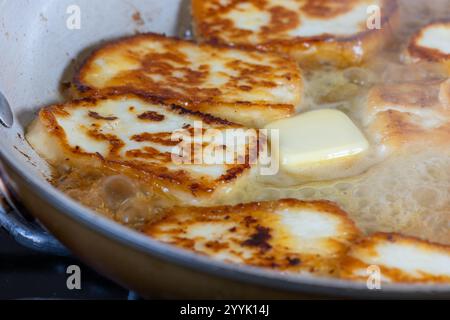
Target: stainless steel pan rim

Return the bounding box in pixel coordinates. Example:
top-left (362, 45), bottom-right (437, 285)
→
top-left (1, 146), bottom-right (449, 299)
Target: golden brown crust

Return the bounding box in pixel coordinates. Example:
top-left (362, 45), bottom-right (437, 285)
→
top-left (35, 93), bottom-right (257, 203)
top-left (192, 0), bottom-right (399, 68)
top-left (145, 199), bottom-right (361, 275)
top-left (406, 20), bottom-right (450, 65)
top-left (73, 33), bottom-right (302, 127)
top-left (340, 233), bottom-right (450, 283)
top-left (301, 0), bottom-right (359, 18)
top-left (364, 81), bottom-right (450, 150)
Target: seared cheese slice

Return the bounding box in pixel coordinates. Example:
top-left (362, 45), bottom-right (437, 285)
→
top-left (74, 33), bottom-right (303, 128)
top-left (26, 94), bottom-right (260, 206)
top-left (341, 233), bottom-right (450, 283)
top-left (192, 0), bottom-right (399, 67)
top-left (145, 199), bottom-right (360, 275)
top-left (265, 109), bottom-right (369, 180)
top-left (406, 20), bottom-right (450, 73)
top-left (363, 81), bottom-right (450, 152)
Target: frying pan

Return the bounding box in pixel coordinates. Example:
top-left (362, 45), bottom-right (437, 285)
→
top-left (0, 0), bottom-right (449, 299)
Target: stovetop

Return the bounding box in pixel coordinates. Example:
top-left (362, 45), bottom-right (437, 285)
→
top-left (0, 228), bottom-right (131, 300)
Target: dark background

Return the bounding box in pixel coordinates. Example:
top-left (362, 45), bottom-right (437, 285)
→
top-left (0, 228), bottom-right (129, 300)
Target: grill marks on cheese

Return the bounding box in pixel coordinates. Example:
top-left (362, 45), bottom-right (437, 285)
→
top-left (192, 0), bottom-right (399, 67)
top-left (26, 94), bottom-right (259, 206)
top-left (341, 233), bottom-right (450, 283)
top-left (363, 80), bottom-right (450, 151)
top-left (145, 199), bottom-right (360, 275)
top-left (74, 33), bottom-right (302, 127)
top-left (406, 20), bottom-right (450, 73)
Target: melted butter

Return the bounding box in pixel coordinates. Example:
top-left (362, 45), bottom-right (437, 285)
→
top-left (264, 109), bottom-right (371, 185)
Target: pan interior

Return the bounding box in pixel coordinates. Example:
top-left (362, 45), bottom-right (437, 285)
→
top-left (0, 0), bottom-right (449, 293)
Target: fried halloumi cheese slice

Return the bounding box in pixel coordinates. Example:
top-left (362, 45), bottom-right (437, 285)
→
top-left (192, 0), bottom-right (399, 68)
top-left (405, 20), bottom-right (450, 74)
top-left (362, 81), bottom-right (450, 152)
top-left (26, 94), bottom-right (261, 206)
top-left (340, 233), bottom-right (450, 283)
top-left (73, 33), bottom-right (303, 128)
top-left (145, 199), bottom-right (361, 275)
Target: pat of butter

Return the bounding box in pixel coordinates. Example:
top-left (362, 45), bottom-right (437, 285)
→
top-left (265, 109), bottom-right (369, 172)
